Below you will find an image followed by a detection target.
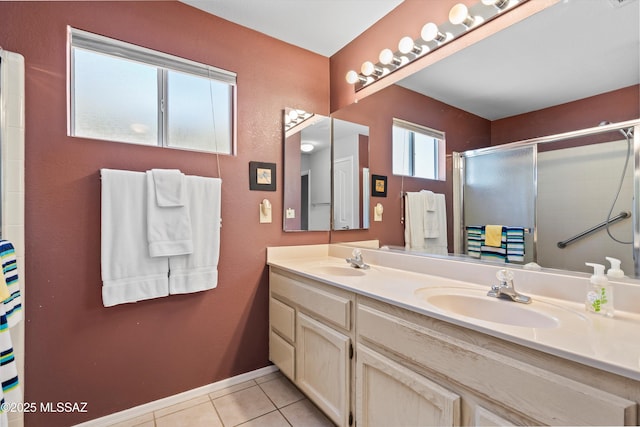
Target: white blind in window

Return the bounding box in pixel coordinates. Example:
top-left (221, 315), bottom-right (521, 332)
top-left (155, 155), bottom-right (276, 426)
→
top-left (68, 27), bottom-right (237, 85)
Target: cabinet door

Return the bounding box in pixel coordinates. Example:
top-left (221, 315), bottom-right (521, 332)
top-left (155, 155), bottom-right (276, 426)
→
top-left (296, 312), bottom-right (350, 427)
top-left (356, 344), bottom-right (460, 427)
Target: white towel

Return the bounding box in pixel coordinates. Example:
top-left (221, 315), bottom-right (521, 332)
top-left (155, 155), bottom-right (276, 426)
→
top-left (423, 193), bottom-right (448, 255)
top-left (404, 192), bottom-right (426, 250)
top-left (169, 176), bottom-right (222, 295)
top-left (420, 190), bottom-right (439, 238)
top-left (101, 169), bottom-right (169, 307)
top-left (151, 169), bottom-right (185, 207)
top-left (146, 170), bottom-right (193, 258)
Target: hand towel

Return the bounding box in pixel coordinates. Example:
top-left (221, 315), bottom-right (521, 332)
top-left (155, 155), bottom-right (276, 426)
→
top-left (485, 224), bottom-right (504, 247)
top-left (101, 169), bottom-right (169, 307)
top-left (169, 176), bottom-right (222, 295)
top-left (151, 169), bottom-right (185, 207)
top-left (146, 170), bottom-right (193, 258)
top-left (421, 190), bottom-right (439, 238)
top-left (0, 241), bottom-right (21, 327)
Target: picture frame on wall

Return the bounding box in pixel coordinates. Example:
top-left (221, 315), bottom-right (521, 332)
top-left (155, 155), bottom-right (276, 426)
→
top-left (371, 174), bottom-right (387, 197)
top-left (249, 161), bottom-right (276, 191)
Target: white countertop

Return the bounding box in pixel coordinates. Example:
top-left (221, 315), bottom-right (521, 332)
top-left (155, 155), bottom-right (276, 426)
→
top-left (267, 243), bottom-right (640, 381)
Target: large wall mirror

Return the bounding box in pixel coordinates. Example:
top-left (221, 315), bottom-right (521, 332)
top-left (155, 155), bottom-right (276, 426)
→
top-left (283, 109), bottom-right (370, 232)
top-left (329, 0), bottom-right (639, 276)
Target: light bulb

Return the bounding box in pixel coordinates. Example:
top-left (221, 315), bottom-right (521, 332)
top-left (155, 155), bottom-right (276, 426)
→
top-left (421, 22), bottom-right (447, 43)
top-left (398, 36), bottom-right (421, 55)
top-left (379, 48), bottom-right (397, 65)
top-left (300, 143), bottom-right (314, 153)
top-left (345, 70), bottom-right (360, 84)
top-left (361, 61), bottom-right (375, 76)
top-left (449, 3), bottom-right (475, 27)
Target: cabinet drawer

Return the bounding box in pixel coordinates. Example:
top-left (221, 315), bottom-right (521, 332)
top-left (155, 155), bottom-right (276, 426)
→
top-left (269, 330), bottom-right (295, 381)
top-left (357, 302), bottom-right (637, 426)
top-left (270, 297), bottom-right (295, 342)
top-left (271, 270), bottom-right (352, 331)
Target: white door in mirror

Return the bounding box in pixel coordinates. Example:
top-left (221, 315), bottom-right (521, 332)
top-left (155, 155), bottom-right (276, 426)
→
top-left (260, 199), bottom-right (272, 223)
top-left (374, 203), bottom-right (384, 222)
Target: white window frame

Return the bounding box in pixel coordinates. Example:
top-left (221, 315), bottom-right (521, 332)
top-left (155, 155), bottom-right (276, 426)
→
top-left (67, 26), bottom-right (237, 154)
top-left (392, 118), bottom-right (446, 181)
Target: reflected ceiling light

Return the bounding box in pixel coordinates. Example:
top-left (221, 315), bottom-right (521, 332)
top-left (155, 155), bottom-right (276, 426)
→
top-left (379, 48), bottom-right (403, 66)
top-left (449, 3), bottom-right (475, 27)
top-left (421, 22), bottom-right (448, 43)
top-left (398, 36), bottom-right (423, 55)
top-left (361, 61), bottom-right (383, 77)
top-left (345, 70), bottom-right (367, 84)
top-left (300, 143), bottom-right (314, 153)
top-left (482, 0), bottom-right (510, 10)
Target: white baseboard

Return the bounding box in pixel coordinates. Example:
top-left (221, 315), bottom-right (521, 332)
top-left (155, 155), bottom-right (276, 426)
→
top-left (73, 365), bottom-right (279, 427)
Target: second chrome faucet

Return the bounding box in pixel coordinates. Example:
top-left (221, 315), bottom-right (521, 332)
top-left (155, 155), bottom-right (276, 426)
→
top-left (487, 269), bottom-right (531, 304)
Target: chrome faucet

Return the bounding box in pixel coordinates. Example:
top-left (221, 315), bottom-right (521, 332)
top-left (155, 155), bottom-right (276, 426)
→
top-left (346, 249), bottom-right (370, 269)
top-left (487, 269), bottom-right (531, 304)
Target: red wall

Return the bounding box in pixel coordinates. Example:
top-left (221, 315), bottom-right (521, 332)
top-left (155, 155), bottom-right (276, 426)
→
top-left (0, 2), bottom-right (333, 425)
top-left (492, 85), bottom-right (640, 147)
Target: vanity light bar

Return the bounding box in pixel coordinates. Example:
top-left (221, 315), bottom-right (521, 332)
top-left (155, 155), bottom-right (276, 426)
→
top-left (345, 0), bottom-right (519, 90)
top-left (284, 108), bottom-right (314, 131)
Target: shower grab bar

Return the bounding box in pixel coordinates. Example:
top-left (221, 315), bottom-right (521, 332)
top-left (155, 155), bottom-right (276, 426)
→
top-left (557, 211), bottom-right (631, 249)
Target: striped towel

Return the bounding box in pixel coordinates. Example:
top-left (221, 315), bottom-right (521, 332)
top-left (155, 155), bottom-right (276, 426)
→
top-left (466, 226), bottom-right (483, 258)
top-left (0, 240), bottom-right (22, 417)
top-left (0, 241), bottom-right (21, 327)
top-left (505, 227), bottom-right (526, 262)
top-left (466, 226), bottom-right (526, 263)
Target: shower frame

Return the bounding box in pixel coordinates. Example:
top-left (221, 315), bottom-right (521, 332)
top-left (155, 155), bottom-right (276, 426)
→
top-left (453, 118), bottom-right (640, 276)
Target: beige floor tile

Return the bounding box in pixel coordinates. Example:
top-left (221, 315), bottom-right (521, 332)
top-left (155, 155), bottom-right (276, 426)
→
top-left (213, 385), bottom-right (276, 426)
top-left (156, 401), bottom-right (223, 427)
top-left (106, 412), bottom-right (154, 427)
top-left (154, 394), bottom-right (211, 418)
top-left (237, 410), bottom-right (290, 427)
top-left (208, 379), bottom-right (257, 400)
top-left (254, 371), bottom-right (282, 384)
top-left (280, 399), bottom-right (335, 427)
top-left (259, 376), bottom-right (304, 408)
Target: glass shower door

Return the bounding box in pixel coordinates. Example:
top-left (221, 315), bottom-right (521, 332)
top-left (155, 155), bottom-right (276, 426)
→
top-left (462, 146), bottom-right (536, 264)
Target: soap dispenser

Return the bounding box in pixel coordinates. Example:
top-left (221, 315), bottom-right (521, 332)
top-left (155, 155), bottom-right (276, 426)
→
top-left (585, 263), bottom-right (614, 317)
top-left (605, 257), bottom-right (625, 279)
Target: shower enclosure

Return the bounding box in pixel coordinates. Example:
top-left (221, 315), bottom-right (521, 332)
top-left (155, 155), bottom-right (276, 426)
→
top-left (453, 119), bottom-right (640, 277)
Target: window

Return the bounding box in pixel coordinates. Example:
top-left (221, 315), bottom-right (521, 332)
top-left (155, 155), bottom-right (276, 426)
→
top-left (392, 118), bottom-right (445, 180)
top-left (68, 27), bottom-right (236, 154)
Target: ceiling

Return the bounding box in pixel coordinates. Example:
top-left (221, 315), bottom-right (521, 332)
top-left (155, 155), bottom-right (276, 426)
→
top-left (180, 0), bottom-right (404, 57)
top-left (181, 0), bottom-right (640, 120)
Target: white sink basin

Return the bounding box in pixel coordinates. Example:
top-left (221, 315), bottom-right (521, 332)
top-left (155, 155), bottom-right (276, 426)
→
top-left (415, 287), bottom-right (585, 329)
top-left (308, 265), bottom-right (367, 277)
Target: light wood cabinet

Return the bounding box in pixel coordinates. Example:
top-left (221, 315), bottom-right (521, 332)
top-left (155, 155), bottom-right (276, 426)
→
top-left (269, 268), bottom-right (354, 426)
top-left (356, 343), bottom-right (460, 426)
top-left (269, 267), bottom-right (640, 426)
top-left (297, 312), bottom-right (351, 426)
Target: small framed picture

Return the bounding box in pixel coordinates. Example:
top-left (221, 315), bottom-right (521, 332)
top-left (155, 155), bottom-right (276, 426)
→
top-left (372, 174), bottom-right (387, 197)
top-left (249, 161), bottom-right (276, 191)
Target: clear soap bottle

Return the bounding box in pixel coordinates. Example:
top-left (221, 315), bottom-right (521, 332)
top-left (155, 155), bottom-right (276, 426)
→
top-left (585, 262), bottom-right (614, 317)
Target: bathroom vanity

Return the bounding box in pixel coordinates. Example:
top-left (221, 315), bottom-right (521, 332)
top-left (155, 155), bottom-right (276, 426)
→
top-left (267, 243), bottom-right (640, 426)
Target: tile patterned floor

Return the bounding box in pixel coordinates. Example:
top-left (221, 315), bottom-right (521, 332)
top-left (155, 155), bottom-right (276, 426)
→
top-left (107, 371), bottom-right (335, 427)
